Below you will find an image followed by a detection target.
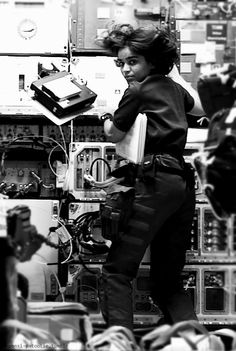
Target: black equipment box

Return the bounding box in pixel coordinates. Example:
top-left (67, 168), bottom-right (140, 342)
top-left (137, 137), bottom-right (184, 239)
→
top-left (197, 65), bottom-right (236, 119)
top-left (31, 71), bottom-right (97, 117)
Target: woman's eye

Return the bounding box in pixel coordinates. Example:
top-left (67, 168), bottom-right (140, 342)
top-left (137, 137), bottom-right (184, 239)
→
top-left (128, 59), bottom-right (137, 66)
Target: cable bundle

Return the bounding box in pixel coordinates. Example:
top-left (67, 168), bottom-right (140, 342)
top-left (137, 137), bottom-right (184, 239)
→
top-left (73, 210), bottom-right (110, 254)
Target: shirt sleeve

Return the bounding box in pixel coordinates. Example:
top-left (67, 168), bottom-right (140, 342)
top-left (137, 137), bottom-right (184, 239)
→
top-left (184, 89), bottom-right (195, 112)
top-left (112, 83), bottom-right (141, 132)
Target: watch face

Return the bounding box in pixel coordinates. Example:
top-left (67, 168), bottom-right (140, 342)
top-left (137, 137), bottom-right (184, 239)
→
top-left (18, 19), bottom-right (37, 39)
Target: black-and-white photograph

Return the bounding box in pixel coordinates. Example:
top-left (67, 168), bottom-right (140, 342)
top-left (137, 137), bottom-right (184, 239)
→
top-left (0, 0), bottom-right (236, 350)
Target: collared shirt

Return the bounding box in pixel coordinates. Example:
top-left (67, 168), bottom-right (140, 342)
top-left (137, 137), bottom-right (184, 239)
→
top-left (112, 74), bottom-right (194, 158)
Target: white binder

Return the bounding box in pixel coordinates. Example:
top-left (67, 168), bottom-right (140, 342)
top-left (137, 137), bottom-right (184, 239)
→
top-left (116, 113), bottom-right (147, 164)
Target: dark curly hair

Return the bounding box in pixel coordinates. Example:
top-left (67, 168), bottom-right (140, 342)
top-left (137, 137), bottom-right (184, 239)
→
top-left (96, 24), bottom-right (179, 75)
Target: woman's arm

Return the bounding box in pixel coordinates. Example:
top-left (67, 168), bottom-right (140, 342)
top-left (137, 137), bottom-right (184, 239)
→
top-left (103, 118), bottom-right (126, 143)
top-left (100, 86), bottom-right (140, 142)
top-left (168, 65), bottom-right (206, 117)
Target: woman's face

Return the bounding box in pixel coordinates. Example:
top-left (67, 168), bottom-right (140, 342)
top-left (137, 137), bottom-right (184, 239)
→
top-left (116, 46), bottom-right (154, 83)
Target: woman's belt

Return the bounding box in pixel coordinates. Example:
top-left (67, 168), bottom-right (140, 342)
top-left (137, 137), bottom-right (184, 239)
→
top-left (141, 153), bottom-right (185, 176)
top-left (140, 153), bottom-right (195, 189)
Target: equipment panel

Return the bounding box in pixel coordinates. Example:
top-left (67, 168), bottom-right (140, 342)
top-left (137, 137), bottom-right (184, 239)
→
top-left (0, 1), bottom-right (69, 55)
top-left (174, 0), bottom-right (236, 20)
top-left (186, 205), bottom-right (236, 263)
top-left (68, 142), bottom-right (117, 200)
top-left (183, 264), bottom-right (236, 325)
top-left (70, 0), bottom-right (169, 53)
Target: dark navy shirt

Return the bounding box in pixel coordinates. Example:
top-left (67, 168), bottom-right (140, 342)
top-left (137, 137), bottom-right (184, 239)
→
top-left (113, 74), bottom-right (194, 158)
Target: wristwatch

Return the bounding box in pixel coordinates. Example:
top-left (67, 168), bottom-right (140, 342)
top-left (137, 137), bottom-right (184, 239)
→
top-left (100, 113), bottom-right (113, 122)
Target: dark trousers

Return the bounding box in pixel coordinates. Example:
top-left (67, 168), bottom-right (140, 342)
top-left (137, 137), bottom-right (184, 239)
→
top-left (99, 170), bottom-right (197, 330)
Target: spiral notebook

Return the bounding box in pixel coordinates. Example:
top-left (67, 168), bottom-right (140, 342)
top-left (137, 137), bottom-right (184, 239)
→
top-left (116, 113), bottom-right (147, 164)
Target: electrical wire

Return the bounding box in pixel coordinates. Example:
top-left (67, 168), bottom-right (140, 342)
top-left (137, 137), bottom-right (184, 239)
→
top-left (48, 145), bottom-right (64, 176)
top-left (70, 119), bottom-right (74, 144)
top-left (58, 124), bottom-right (67, 160)
top-left (40, 134), bottom-right (69, 164)
top-left (0, 134), bottom-right (68, 161)
top-left (51, 269), bottom-right (66, 302)
top-left (84, 173), bottom-right (125, 188)
top-left (71, 209), bottom-right (111, 259)
top-left (0, 134), bottom-right (70, 196)
top-left (60, 238), bottom-right (73, 264)
top-left (73, 210), bottom-right (106, 243)
top-left (0, 134), bottom-right (69, 180)
top-left (55, 217), bottom-right (74, 264)
top-left (89, 157), bottom-right (112, 179)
